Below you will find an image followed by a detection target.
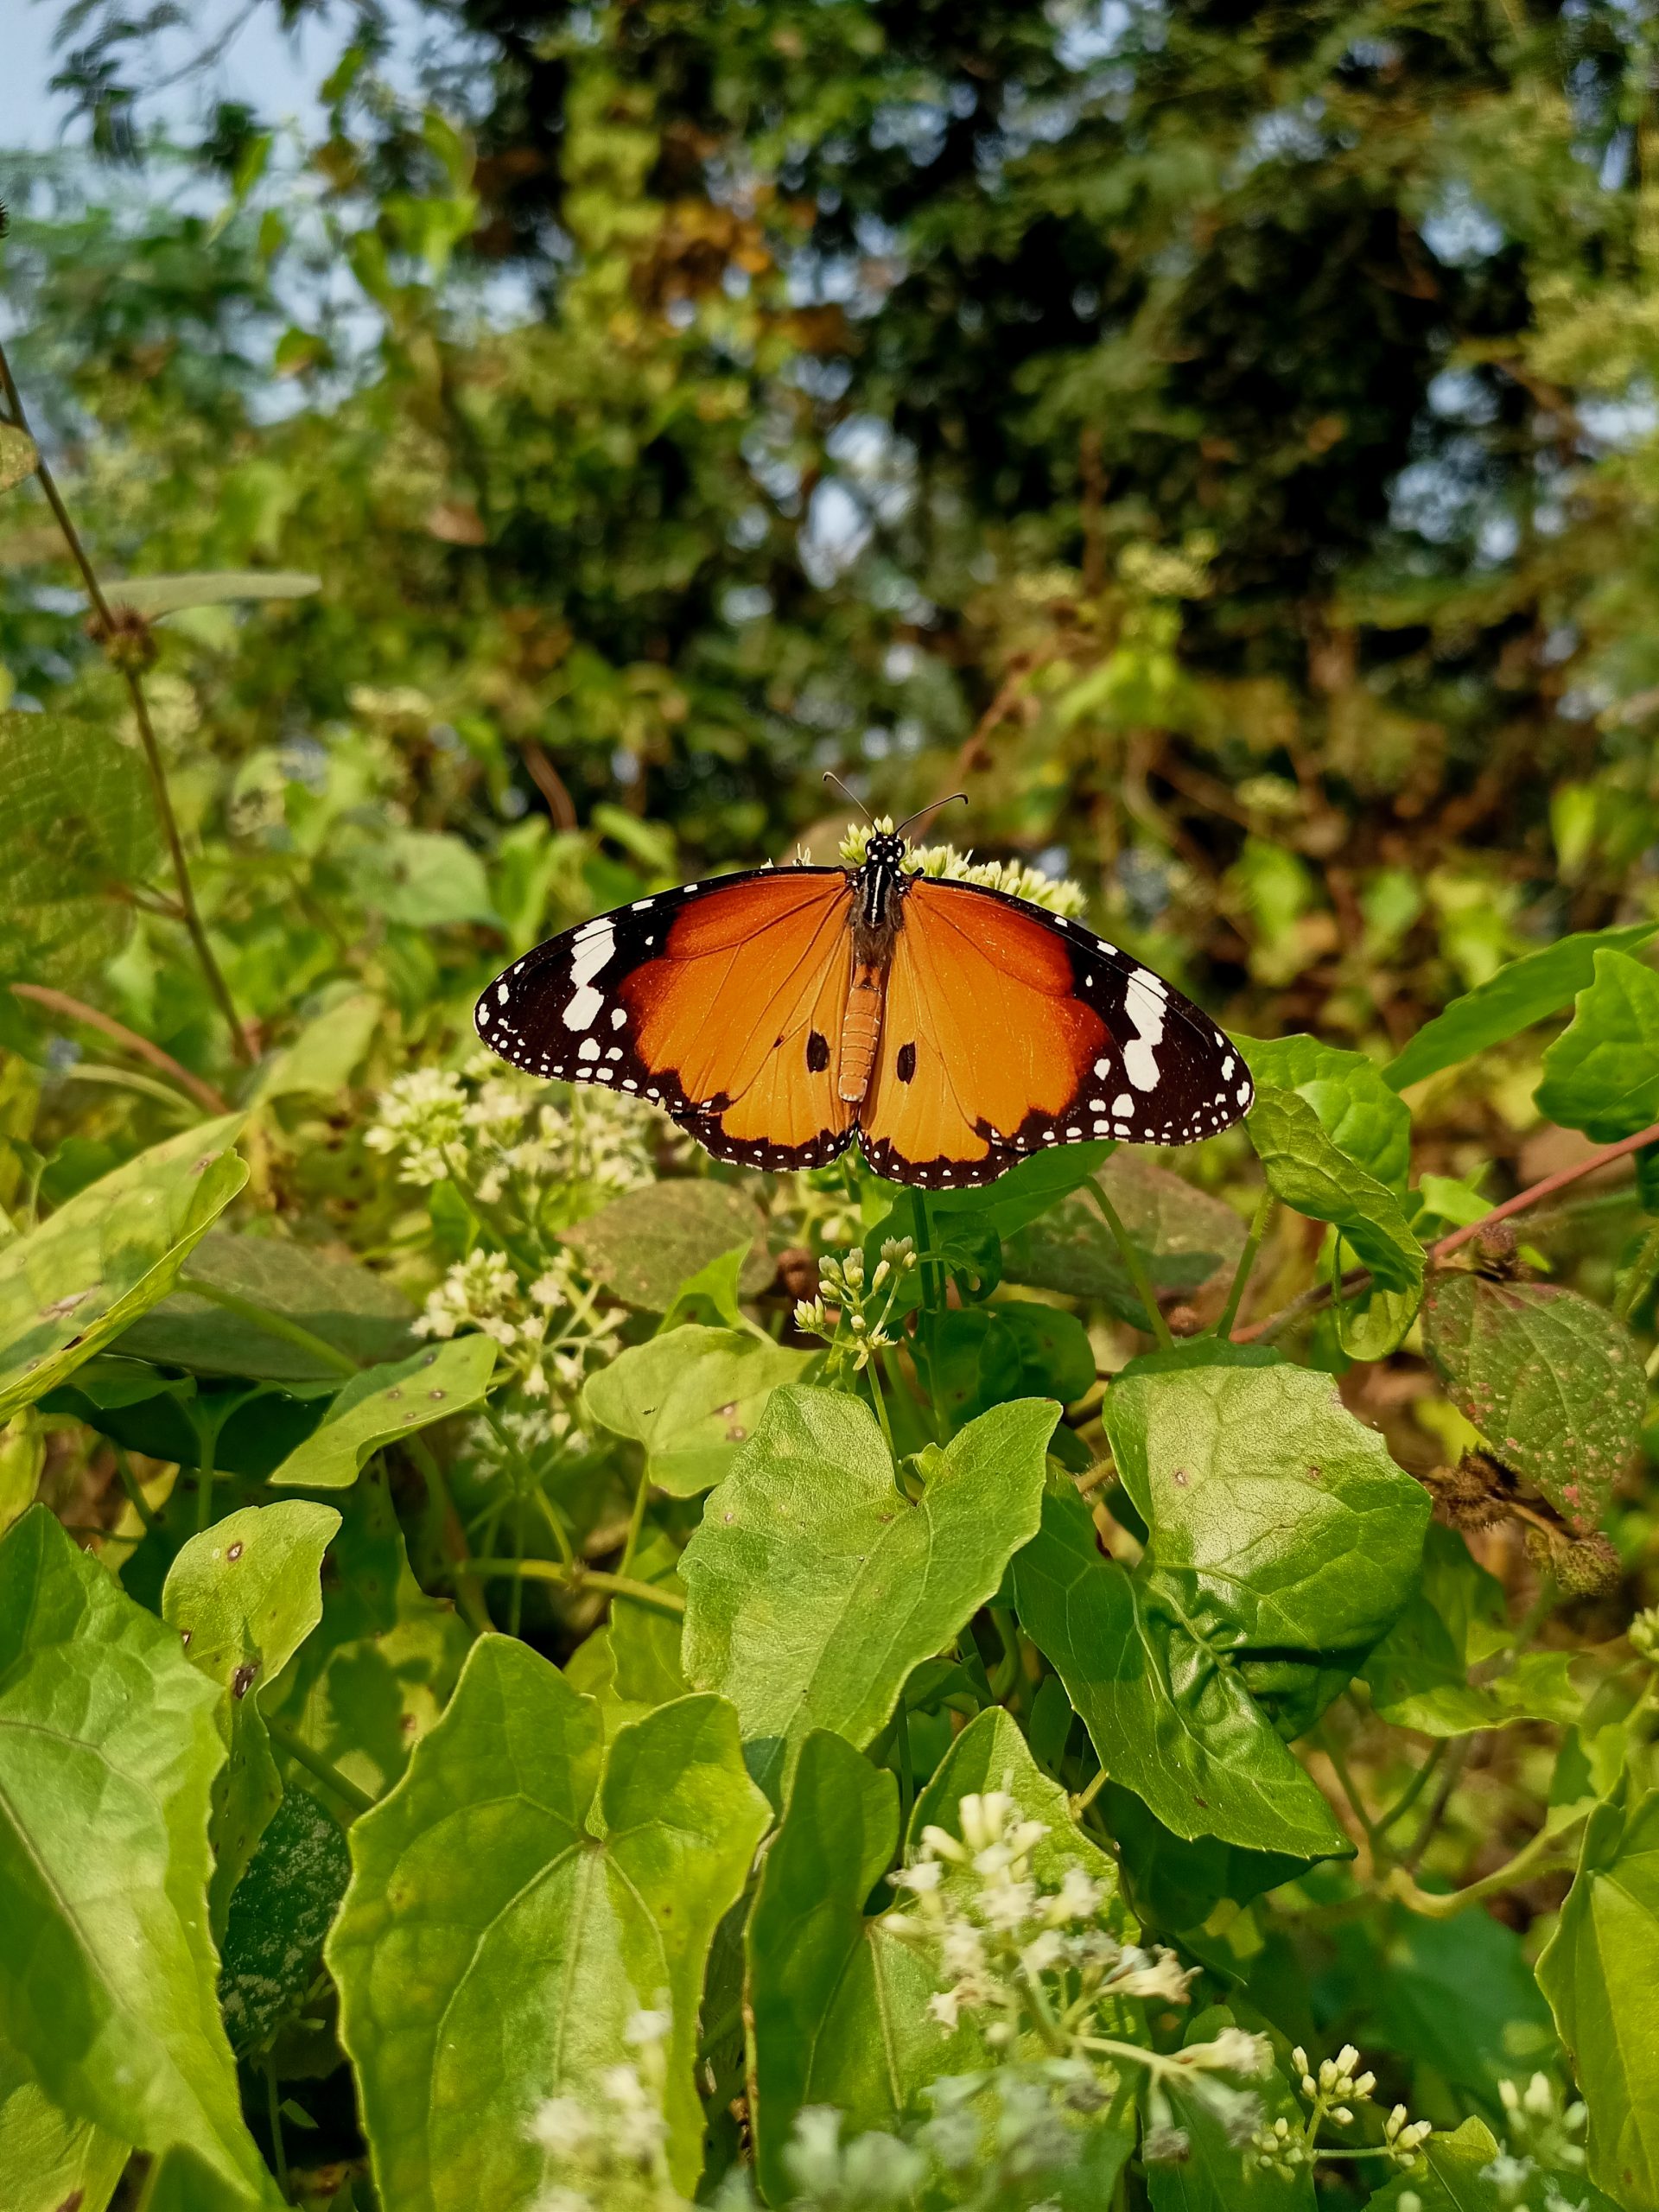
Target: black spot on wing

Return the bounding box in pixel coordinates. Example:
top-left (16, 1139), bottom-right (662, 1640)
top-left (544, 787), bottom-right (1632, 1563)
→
top-left (895, 1041), bottom-right (917, 1084)
top-left (806, 1029), bottom-right (830, 1073)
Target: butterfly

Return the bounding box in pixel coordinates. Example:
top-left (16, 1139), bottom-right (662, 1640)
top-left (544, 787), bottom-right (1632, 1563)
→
top-left (474, 820), bottom-right (1253, 1189)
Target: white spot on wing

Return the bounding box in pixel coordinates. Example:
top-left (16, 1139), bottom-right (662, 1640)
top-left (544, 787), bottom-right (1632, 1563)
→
top-left (1112, 1091), bottom-right (1133, 1115)
top-left (578, 1037), bottom-right (601, 1061)
top-left (496, 983), bottom-right (508, 1005)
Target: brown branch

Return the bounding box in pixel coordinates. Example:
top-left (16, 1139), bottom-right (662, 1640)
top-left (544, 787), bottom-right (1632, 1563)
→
top-left (11, 984), bottom-right (230, 1113)
top-left (521, 740), bottom-right (578, 830)
top-left (1236, 1117), bottom-right (1659, 1343)
top-left (0, 340), bottom-right (252, 1065)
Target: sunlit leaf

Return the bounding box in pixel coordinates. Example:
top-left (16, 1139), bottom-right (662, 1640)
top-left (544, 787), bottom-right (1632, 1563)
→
top-left (328, 1638), bottom-right (768, 2208)
top-left (0, 1116), bottom-right (247, 1422)
top-left (1538, 1783), bottom-right (1659, 2209)
top-left (0, 425), bottom-right (39, 495)
top-left (1245, 1084), bottom-right (1423, 1296)
top-left (104, 570), bottom-right (321, 617)
top-left (1535, 946), bottom-right (1659, 1141)
top-left (268, 1337), bottom-right (497, 1490)
top-left (0, 710), bottom-right (162, 988)
top-left (0, 1509), bottom-right (272, 2196)
top-left (581, 1323), bottom-right (813, 1496)
top-left (0, 2028), bottom-right (127, 2212)
top-left (682, 1386), bottom-right (1054, 1799)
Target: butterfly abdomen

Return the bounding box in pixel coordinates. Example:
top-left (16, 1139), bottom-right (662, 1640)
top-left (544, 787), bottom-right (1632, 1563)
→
top-left (837, 963), bottom-right (886, 1105)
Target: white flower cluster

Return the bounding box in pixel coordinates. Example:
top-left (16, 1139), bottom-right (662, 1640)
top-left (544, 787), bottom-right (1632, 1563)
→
top-left (1469, 2075), bottom-right (1593, 2212)
top-left (1249, 2042), bottom-right (1430, 2185)
top-left (834, 818), bottom-right (1088, 918)
top-left (410, 1243), bottom-right (617, 1453)
top-left (794, 1239), bottom-right (918, 1375)
top-left (367, 1054), bottom-right (662, 1202)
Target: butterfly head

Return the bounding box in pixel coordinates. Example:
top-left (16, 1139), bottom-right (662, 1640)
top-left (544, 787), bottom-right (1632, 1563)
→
top-left (862, 830), bottom-right (908, 869)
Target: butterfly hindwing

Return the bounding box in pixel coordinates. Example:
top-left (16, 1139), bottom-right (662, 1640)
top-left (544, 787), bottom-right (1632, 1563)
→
top-left (861, 876), bottom-right (1250, 1188)
top-left (476, 866), bottom-right (859, 1172)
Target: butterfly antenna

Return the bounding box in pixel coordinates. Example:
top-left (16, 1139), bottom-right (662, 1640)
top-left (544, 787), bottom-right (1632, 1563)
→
top-left (896, 792), bottom-right (969, 839)
top-left (822, 770), bottom-right (873, 823)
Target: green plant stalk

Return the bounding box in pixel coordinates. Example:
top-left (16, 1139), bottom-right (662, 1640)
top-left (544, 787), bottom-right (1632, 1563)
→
top-left (910, 1185), bottom-right (948, 1440)
top-left (192, 1413), bottom-right (219, 1535)
top-left (264, 1711), bottom-right (377, 1817)
top-left (1317, 1722), bottom-right (1381, 1859)
top-left (1615, 1213), bottom-right (1659, 1321)
top-left (175, 1274), bottom-right (360, 1376)
top-left (111, 1441), bottom-right (156, 1533)
top-left (1216, 1188), bottom-right (1274, 1339)
top-left (265, 2058), bottom-right (290, 2200)
top-left (407, 1433), bottom-right (494, 1636)
top-left (1385, 1810), bottom-right (1586, 1918)
top-left (1085, 1179), bottom-right (1174, 1350)
top-left (469, 1555), bottom-right (686, 1616)
top-left (0, 337), bottom-right (252, 1067)
top-left (1373, 1742), bottom-right (1446, 1839)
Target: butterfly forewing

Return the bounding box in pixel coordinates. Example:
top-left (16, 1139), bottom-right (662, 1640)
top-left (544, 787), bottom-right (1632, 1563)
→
top-left (475, 866), bottom-right (859, 1172)
top-left (860, 877), bottom-right (1251, 1187)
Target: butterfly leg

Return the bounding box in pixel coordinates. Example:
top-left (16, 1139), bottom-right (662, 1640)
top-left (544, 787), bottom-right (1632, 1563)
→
top-left (837, 961), bottom-right (887, 1105)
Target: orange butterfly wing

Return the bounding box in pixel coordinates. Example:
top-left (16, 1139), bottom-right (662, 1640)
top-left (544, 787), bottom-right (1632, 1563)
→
top-left (861, 877), bottom-right (1249, 1187)
top-left (477, 867), bottom-right (858, 1172)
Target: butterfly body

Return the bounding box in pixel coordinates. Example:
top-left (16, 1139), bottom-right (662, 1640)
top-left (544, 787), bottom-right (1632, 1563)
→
top-left (476, 827), bottom-right (1252, 1188)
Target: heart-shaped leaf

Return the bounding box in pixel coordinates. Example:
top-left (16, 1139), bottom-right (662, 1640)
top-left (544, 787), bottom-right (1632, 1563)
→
top-left (562, 1180), bottom-right (772, 1311)
top-left (582, 1324), bottom-right (814, 1496)
top-left (1535, 946), bottom-right (1659, 1140)
top-left (682, 1386), bottom-right (1055, 1799)
top-left (328, 1637), bottom-right (768, 2209)
top-left (1239, 1033), bottom-right (1411, 1192)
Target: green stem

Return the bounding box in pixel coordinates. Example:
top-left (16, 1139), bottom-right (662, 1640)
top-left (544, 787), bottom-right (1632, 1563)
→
top-left (535, 1483), bottom-right (577, 1570)
top-left (897, 1690), bottom-right (915, 1834)
top-left (409, 1435), bottom-right (494, 1636)
top-left (865, 1354), bottom-right (898, 1459)
top-left (1071, 1766), bottom-right (1109, 1821)
top-left (1085, 1179), bottom-right (1173, 1350)
top-left (1216, 1189), bottom-right (1274, 1339)
top-left (910, 1186), bottom-right (948, 1441)
top-left (1386, 1811), bottom-right (1586, 1918)
top-left (470, 1557), bottom-right (687, 1616)
top-left (193, 1414), bottom-right (219, 1535)
top-left (264, 1712), bottom-right (376, 1817)
top-left (619, 1452), bottom-right (652, 1579)
top-left (0, 338), bottom-right (251, 1067)
top-left (176, 1277), bottom-right (359, 1377)
top-left (1617, 1215), bottom-right (1659, 1322)
top-left (265, 2060), bottom-right (291, 2201)
top-left (1317, 1723), bottom-right (1380, 1858)
top-left (1374, 1742), bottom-right (1446, 1839)
top-left (111, 1442), bottom-right (156, 1533)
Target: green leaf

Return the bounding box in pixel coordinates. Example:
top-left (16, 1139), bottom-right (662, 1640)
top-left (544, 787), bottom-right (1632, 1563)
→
top-left (163, 1499), bottom-right (340, 1936)
top-left (1361, 1524), bottom-right (1581, 1735)
top-left (1538, 1783), bottom-right (1659, 2209)
top-left (1536, 946), bottom-right (1659, 1141)
top-left (0, 2028), bottom-right (127, 2212)
top-left (359, 830), bottom-right (498, 928)
top-left (327, 1638), bottom-right (768, 2209)
top-left (1422, 1270), bottom-right (1643, 1532)
top-left (930, 1139), bottom-right (1116, 1237)
top-left (931, 1300), bottom-right (1096, 1425)
top-left (263, 1468), bottom-right (471, 1811)
top-left (1237, 1033), bottom-right (1410, 1191)
top-left (1363, 2118), bottom-right (1515, 2210)
top-left (1245, 1084), bottom-right (1423, 1296)
top-left (1018, 1354), bottom-right (1427, 1857)
top-left (45, 1363), bottom-right (333, 1484)
top-left (163, 1499), bottom-right (340, 1695)
top-left (561, 1179), bottom-right (772, 1312)
top-left (747, 1729), bottom-right (966, 2200)
top-left (268, 1337), bottom-right (497, 1489)
top-left (0, 1411), bottom-right (42, 1535)
top-left (104, 570), bottom-right (321, 618)
top-left (565, 1574), bottom-right (690, 1739)
top-left (0, 1509), bottom-right (272, 2196)
top-left (0, 711), bottom-right (162, 987)
top-left (1365, 1903), bottom-right (1558, 2102)
top-left (1103, 1784), bottom-right (1309, 1933)
top-left (1383, 920), bottom-right (1659, 1094)
top-left (658, 1241), bottom-right (752, 1331)
top-left (118, 1227), bottom-right (416, 1382)
top-left (0, 1115), bottom-right (247, 1424)
top-left (251, 993), bottom-right (382, 1103)
top-left (1001, 1154), bottom-right (1246, 1330)
top-left (681, 1386), bottom-right (1055, 1798)
top-left (218, 1788), bottom-right (351, 2056)
top-left (581, 1324), bottom-right (814, 1497)
top-left (0, 424), bottom-right (39, 494)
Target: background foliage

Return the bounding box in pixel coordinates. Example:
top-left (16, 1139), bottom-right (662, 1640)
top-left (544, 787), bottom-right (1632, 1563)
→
top-left (4, 1), bottom-right (1659, 2206)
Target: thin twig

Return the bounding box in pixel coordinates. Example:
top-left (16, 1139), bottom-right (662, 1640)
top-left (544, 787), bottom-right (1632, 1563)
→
top-left (10, 983), bottom-right (230, 1112)
top-left (264, 1711), bottom-right (376, 1816)
top-left (1385, 1810), bottom-right (1586, 1919)
top-left (1217, 1188), bottom-right (1273, 1340)
top-left (0, 340), bottom-right (252, 1065)
top-left (1238, 1117), bottom-right (1659, 1342)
